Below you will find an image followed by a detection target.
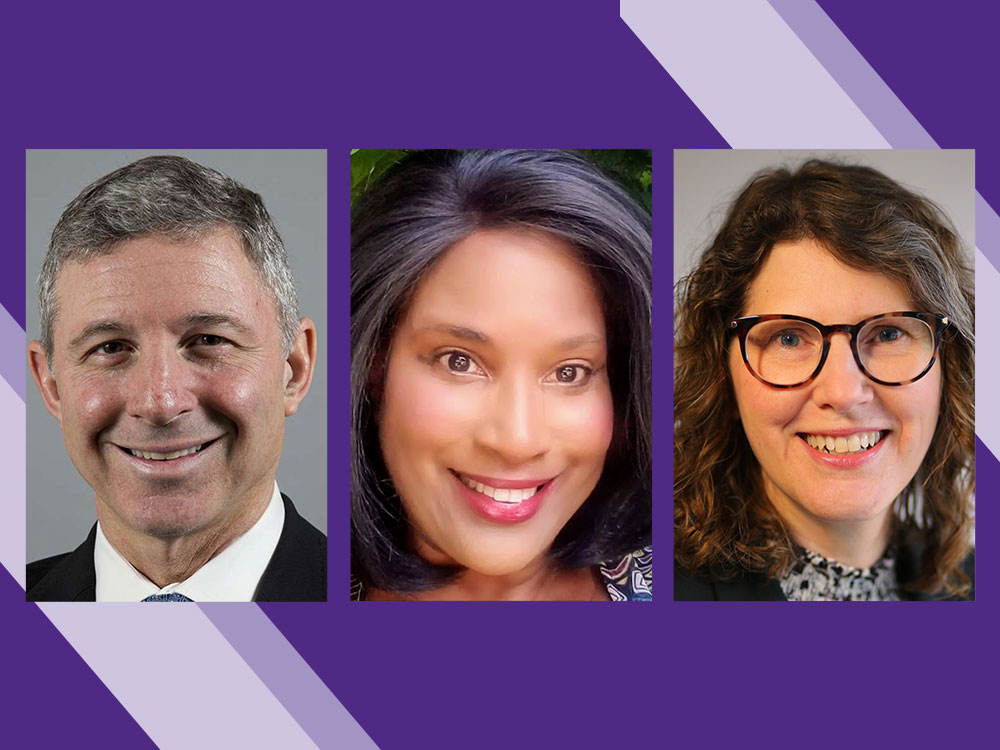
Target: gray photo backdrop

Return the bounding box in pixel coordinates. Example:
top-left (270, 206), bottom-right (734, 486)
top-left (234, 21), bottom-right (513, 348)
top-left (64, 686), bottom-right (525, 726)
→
top-left (674, 149), bottom-right (974, 286)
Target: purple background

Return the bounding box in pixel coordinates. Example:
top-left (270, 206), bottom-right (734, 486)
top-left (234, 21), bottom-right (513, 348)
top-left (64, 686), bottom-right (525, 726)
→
top-left (3, 1), bottom-right (995, 747)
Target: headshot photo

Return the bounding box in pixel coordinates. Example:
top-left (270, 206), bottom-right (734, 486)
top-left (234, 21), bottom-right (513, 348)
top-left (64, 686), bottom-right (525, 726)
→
top-left (673, 149), bottom-right (975, 601)
top-left (350, 149), bottom-right (652, 601)
top-left (26, 149), bottom-right (328, 602)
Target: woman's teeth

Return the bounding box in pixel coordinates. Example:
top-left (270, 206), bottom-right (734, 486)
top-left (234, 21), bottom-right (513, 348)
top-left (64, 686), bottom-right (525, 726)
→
top-left (457, 474), bottom-right (539, 503)
top-left (803, 431), bottom-right (884, 455)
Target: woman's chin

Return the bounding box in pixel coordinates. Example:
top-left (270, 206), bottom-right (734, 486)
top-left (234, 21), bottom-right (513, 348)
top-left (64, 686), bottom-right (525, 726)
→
top-left (796, 491), bottom-right (897, 526)
top-left (452, 544), bottom-right (548, 579)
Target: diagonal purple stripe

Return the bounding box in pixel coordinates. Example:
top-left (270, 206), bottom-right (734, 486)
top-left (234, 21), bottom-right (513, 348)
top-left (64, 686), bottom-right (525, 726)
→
top-left (0, 376), bottom-right (25, 587)
top-left (767, 0), bottom-right (937, 148)
top-left (40, 604), bottom-right (318, 748)
top-left (202, 605), bottom-right (379, 750)
top-left (620, 0), bottom-right (888, 147)
top-left (0, 303), bottom-right (26, 401)
top-left (770, 0), bottom-right (1000, 274)
top-left (977, 437), bottom-right (996, 544)
top-left (1, 569), bottom-right (156, 748)
top-left (977, 192), bottom-right (1000, 272)
top-left (976, 250), bottom-right (998, 456)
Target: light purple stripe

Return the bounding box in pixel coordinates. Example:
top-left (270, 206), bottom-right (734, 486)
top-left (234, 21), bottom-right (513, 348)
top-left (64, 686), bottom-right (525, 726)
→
top-left (976, 249), bottom-right (998, 456)
top-left (770, 0), bottom-right (1000, 275)
top-left (767, 0), bottom-right (937, 148)
top-left (977, 192), bottom-right (1000, 272)
top-left (0, 377), bottom-right (25, 587)
top-left (202, 605), bottom-right (379, 750)
top-left (0, 303), bottom-right (25, 401)
top-left (38, 604), bottom-right (319, 749)
top-left (619, 0), bottom-right (889, 147)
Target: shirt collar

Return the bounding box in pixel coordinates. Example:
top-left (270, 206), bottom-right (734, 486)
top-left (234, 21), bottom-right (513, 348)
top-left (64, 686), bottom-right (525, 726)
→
top-left (94, 483), bottom-right (285, 602)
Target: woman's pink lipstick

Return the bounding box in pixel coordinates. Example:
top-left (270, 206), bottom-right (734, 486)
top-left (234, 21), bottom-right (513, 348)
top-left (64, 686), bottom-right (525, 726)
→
top-left (450, 470), bottom-right (555, 523)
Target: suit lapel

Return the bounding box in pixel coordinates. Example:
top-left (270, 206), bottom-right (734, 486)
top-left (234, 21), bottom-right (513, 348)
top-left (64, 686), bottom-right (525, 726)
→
top-left (27, 525), bottom-right (98, 602)
top-left (253, 494), bottom-right (327, 602)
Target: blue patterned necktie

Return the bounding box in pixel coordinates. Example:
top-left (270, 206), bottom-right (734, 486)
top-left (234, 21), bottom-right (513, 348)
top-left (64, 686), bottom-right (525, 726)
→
top-left (142, 593), bottom-right (194, 602)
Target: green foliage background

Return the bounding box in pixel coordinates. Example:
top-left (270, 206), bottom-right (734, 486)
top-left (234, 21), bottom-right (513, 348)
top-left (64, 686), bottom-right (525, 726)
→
top-left (350, 148), bottom-right (652, 214)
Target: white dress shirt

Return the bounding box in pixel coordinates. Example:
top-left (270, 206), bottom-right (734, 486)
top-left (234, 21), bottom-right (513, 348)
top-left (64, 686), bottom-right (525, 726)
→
top-left (94, 483), bottom-right (285, 602)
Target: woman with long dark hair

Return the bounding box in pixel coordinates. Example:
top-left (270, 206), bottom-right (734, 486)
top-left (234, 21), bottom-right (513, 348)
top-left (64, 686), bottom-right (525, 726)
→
top-left (351, 150), bottom-right (652, 601)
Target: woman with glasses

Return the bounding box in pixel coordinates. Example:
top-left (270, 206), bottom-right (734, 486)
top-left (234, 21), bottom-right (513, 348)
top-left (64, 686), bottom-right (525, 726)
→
top-left (674, 159), bottom-right (974, 601)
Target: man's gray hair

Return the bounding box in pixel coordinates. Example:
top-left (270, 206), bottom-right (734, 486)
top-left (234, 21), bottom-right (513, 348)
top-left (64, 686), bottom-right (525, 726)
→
top-left (39, 155), bottom-right (300, 364)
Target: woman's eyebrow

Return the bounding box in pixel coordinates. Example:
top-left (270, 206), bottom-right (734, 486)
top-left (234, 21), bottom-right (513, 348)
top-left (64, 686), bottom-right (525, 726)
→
top-left (556, 333), bottom-right (603, 350)
top-left (421, 324), bottom-right (491, 343)
top-left (418, 324), bottom-right (603, 350)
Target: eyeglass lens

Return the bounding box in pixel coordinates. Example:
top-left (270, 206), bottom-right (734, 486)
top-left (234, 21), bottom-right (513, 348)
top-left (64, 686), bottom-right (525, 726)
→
top-left (743, 316), bottom-right (935, 386)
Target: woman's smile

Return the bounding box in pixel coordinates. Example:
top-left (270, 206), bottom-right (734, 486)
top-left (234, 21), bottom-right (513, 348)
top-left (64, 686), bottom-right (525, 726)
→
top-left (450, 469), bottom-right (556, 523)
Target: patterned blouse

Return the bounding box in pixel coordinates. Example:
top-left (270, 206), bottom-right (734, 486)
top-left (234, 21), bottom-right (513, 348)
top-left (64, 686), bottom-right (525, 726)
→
top-left (351, 545), bottom-right (652, 601)
top-left (599, 546), bottom-right (652, 601)
top-left (779, 547), bottom-right (900, 601)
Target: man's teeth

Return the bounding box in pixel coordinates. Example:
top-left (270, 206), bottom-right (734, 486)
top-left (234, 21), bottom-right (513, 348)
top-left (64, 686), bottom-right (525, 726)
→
top-left (129, 444), bottom-right (205, 461)
top-left (804, 431), bottom-right (884, 455)
top-left (457, 474), bottom-right (539, 503)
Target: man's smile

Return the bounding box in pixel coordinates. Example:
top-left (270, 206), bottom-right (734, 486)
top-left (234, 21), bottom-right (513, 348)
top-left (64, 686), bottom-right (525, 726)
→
top-left (117, 437), bottom-right (222, 461)
top-left (112, 436), bottom-right (224, 473)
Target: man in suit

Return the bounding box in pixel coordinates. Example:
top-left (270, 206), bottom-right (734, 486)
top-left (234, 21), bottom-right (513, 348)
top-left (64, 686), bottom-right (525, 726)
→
top-left (26, 155), bottom-right (325, 601)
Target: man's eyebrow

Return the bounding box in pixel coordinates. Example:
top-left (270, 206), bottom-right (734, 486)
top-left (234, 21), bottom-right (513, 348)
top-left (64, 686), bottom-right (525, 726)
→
top-left (67, 321), bottom-right (132, 351)
top-left (67, 313), bottom-right (256, 351)
top-left (179, 312), bottom-right (255, 336)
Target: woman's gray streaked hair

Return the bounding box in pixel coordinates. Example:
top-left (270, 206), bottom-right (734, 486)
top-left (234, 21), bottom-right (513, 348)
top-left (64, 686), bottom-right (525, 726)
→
top-left (38, 155), bottom-right (300, 365)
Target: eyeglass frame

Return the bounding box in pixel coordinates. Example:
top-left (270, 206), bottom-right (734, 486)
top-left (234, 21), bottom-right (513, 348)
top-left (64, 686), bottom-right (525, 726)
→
top-left (728, 311), bottom-right (950, 388)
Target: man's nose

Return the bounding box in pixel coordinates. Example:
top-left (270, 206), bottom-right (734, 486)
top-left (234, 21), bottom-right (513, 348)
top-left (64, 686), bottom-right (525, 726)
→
top-left (810, 334), bottom-right (874, 412)
top-left (475, 377), bottom-right (550, 464)
top-left (127, 345), bottom-right (196, 425)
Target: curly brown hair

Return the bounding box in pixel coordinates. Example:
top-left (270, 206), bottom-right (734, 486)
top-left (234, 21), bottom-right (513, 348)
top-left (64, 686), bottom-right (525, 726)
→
top-left (674, 159), bottom-right (974, 597)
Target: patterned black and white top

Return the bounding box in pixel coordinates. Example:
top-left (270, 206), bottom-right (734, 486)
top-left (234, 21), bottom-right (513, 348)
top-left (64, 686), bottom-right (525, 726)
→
top-left (351, 545), bottom-right (652, 601)
top-left (779, 547), bottom-right (900, 601)
top-left (599, 546), bottom-right (652, 601)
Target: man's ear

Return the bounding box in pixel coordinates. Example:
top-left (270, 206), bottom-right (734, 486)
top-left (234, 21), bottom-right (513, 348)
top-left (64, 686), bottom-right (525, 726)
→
top-left (28, 340), bottom-right (62, 421)
top-left (284, 317), bottom-right (317, 416)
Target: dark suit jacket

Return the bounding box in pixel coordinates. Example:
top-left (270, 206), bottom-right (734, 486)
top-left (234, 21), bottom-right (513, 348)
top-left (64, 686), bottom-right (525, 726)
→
top-left (674, 546), bottom-right (975, 602)
top-left (26, 494), bottom-right (327, 602)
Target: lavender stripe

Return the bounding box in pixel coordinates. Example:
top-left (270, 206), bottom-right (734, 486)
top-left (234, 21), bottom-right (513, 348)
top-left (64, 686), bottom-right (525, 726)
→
top-left (977, 192), bottom-right (1000, 273)
top-left (0, 303), bottom-right (25, 401)
top-left (0, 377), bottom-right (25, 588)
top-left (768, 0), bottom-right (1000, 275)
top-left (767, 0), bottom-right (937, 148)
top-left (619, 0), bottom-right (889, 147)
top-left (38, 604), bottom-right (318, 749)
top-left (977, 247), bottom-right (998, 456)
top-left (203, 605), bottom-right (379, 750)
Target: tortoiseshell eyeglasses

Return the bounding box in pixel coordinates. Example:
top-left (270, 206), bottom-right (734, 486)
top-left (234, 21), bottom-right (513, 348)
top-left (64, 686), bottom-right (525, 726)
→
top-left (728, 311), bottom-right (949, 388)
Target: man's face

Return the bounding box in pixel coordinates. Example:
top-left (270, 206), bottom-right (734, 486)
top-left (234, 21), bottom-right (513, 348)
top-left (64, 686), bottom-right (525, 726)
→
top-left (32, 230), bottom-right (307, 540)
